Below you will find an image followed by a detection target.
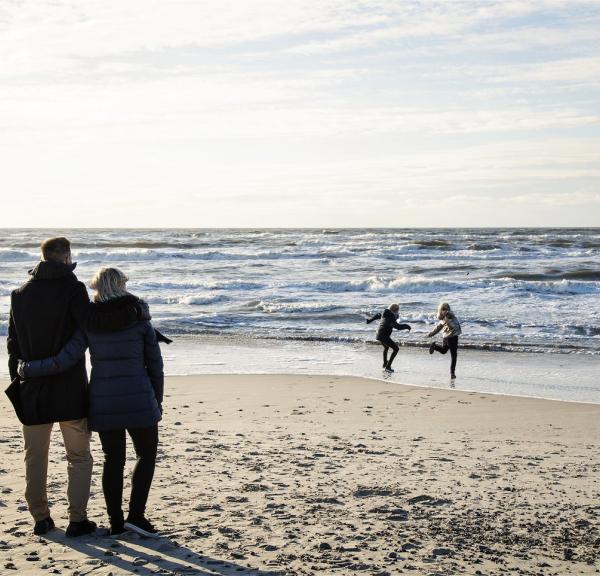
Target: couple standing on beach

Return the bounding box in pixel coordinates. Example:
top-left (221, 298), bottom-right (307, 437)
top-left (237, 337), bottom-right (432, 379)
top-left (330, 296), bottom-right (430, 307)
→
top-left (6, 237), bottom-right (165, 538)
top-left (367, 302), bottom-right (462, 378)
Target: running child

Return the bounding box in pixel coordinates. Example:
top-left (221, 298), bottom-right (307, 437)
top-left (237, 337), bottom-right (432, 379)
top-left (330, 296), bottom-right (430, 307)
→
top-left (366, 303), bottom-right (411, 373)
top-left (427, 302), bottom-right (462, 379)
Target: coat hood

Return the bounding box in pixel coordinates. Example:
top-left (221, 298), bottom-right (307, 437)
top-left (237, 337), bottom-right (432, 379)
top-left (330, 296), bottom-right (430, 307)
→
top-left (28, 261), bottom-right (77, 280)
top-left (91, 294), bottom-right (139, 310)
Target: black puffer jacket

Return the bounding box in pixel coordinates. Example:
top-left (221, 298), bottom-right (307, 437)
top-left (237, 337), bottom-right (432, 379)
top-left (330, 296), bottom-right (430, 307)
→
top-left (7, 261), bottom-right (140, 425)
top-left (366, 308), bottom-right (411, 340)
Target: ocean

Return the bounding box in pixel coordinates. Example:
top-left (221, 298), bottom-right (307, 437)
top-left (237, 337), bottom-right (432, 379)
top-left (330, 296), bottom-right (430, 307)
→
top-left (1, 228), bottom-right (599, 402)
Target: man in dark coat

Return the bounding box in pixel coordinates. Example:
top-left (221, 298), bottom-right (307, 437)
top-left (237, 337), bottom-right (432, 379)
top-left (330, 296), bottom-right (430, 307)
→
top-left (6, 237), bottom-right (146, 537)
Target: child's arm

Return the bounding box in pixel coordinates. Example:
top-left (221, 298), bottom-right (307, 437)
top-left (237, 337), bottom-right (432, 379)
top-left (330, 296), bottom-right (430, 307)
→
top-left (427, 322), bottom-right (444, 338)
top-left (365, 312), bottom-right (382, 324)
top-left (394, 322), bottom-right (411, 331)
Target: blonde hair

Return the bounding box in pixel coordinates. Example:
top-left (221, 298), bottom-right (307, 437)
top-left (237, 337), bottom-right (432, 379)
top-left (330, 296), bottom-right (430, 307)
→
top-left (90, 267), bottom-right (130, 302)
top-left (389, 303), bottom-right (399, 312)
top-left (437, 302), bottom-right (451, 320)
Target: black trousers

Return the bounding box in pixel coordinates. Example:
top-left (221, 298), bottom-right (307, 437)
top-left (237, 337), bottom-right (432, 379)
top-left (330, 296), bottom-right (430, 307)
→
top-left (98, 425), bottom-right (158, 525)
top-left (378, 336), bottom-right (399, 367)
top-left (433, 335), bottom-right (458, 374)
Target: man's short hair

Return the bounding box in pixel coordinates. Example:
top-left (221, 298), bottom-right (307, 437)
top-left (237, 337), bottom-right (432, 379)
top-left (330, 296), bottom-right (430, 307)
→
top-left (41, 237), bottom-right (71, 262)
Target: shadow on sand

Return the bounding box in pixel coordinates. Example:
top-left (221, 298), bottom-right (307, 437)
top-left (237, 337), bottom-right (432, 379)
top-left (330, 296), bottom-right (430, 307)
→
top-left (45, 529), bottom-right (283, 575)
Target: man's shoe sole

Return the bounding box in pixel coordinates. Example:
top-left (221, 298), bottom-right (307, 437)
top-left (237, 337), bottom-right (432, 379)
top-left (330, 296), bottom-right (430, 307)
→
top-left (124, 522), bottom-right (160, 538)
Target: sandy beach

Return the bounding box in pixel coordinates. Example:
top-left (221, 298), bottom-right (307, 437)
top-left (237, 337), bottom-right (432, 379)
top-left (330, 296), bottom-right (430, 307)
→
top-left (1, 374), bottom-right (599, 575)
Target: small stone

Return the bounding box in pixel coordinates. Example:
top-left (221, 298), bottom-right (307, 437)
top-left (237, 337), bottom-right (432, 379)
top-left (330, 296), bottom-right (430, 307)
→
top-left (319, 542), bottom-right (332, 551)
top-left (432, 547), bottom-right (453, 557)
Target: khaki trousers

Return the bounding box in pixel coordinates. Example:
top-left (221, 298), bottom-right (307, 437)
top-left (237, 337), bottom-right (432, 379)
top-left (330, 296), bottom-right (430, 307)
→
top-left (23, 419), bottom-right (93, 522)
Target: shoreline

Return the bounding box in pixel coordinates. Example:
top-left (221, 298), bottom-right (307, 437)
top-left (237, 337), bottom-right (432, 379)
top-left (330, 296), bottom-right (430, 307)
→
top-left (175, 371), bottom-right (600, 407)
top-left (2, 336), bottom-right (599, 404)
top-left (125, 336), bottom-right (600, 405)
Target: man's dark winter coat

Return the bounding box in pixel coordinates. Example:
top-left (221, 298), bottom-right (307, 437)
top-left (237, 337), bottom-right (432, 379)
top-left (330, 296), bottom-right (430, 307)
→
top-left (7, 261), bottom-right (139, 425)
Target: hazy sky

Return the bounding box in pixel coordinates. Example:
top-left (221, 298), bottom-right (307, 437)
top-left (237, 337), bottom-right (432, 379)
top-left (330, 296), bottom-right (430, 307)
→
top-left (1, 0), bottom-right (599, 227)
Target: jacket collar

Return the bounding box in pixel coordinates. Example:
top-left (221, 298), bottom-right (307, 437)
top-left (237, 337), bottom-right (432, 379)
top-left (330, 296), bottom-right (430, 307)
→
top-left (28, 261), bottom-right (77, 280)
top-left (92, 294), bottom-right (139, 310)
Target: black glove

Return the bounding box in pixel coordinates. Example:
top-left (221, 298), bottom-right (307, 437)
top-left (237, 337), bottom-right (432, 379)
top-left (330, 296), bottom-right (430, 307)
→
top-left (155, 329), bottom-right (173, 344)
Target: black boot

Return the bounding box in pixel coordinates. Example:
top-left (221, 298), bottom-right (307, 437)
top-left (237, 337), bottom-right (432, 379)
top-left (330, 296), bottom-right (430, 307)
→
top-left (66, 519), bottom-right (97, 537)
top-left (33, 516), bottom-right (55, 536)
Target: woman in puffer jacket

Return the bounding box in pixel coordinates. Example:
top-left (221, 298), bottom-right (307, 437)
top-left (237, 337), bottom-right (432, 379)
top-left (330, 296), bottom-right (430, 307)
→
top-left (19, 267), bottom-right (164, 538)
top-left (427, 302), bottom-right (462, 380)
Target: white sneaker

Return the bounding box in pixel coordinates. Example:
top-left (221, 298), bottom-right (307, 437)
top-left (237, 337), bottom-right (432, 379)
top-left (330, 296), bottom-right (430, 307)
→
top-left (124, 518), bottom-right (160, 538)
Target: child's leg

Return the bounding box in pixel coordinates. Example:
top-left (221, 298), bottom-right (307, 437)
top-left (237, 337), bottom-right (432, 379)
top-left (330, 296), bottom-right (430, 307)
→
top-left (434, 339), bottom-right (449, 354)
top-left (448, 337), bottom-right (458, 375)
top-left (387, 341), bottom-right (399, 367)
top-left (378, 340), bottom-right (389, 367)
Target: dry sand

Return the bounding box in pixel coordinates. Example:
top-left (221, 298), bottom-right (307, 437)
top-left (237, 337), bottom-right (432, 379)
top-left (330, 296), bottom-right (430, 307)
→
top-left (1, 374), bottom-right (599, 575)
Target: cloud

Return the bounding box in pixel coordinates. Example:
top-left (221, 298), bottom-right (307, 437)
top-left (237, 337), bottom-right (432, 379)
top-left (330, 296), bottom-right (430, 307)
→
top-left (1, 0), bottom-right (599, 226)
top-left (449, 56), bottom-right (600, 87)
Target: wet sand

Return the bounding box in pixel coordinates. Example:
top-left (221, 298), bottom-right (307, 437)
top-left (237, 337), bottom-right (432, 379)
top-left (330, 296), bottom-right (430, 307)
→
top-left (1, 374), bottom-right (599, 575)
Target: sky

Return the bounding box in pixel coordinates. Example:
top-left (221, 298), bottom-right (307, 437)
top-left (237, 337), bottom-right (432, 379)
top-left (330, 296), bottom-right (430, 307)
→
top-left (1, 0), bottom-right (599, 228)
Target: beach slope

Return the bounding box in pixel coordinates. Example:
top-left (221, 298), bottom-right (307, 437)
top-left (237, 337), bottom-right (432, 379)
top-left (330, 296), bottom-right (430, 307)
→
top-left (0, 374), bottom-right (599, 575)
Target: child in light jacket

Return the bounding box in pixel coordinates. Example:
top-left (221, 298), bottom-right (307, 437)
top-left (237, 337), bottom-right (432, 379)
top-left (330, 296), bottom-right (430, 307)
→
top-left (427, 302), bottom-right (461, 379)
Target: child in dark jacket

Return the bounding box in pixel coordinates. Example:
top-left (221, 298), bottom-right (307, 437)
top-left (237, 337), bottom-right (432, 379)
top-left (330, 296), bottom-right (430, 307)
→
top-left (366, 303), bottom-right (411, 372)
top-left (427, 302), bottom-right (462, 379)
